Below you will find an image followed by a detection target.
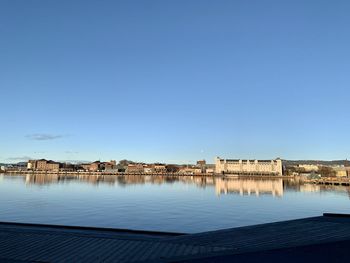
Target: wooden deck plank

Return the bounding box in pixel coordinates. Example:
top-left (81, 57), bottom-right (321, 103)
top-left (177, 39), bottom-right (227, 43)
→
top-left (29, 237), bottom-right (81, 262)
top-left (1, 215), bottom-right (350, 262)
top-left (54, 237), bottom-right (101, 262)
top-left (4, 234), bottom-right (59, 260)
top-left (163, 216), bottom-right (350, 255)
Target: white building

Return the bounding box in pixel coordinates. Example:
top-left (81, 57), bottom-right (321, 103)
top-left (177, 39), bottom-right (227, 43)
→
top-left (215, 157), bottom-right (283, 176)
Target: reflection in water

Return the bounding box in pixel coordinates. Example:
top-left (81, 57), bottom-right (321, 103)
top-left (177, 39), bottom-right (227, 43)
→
top-left (25, 174), bottom-right (216, 188)
top-left (215, 178), bottom-right (283, 197)
top-left (23, 174), bottom-right (350, 197)
top-left (300, 184), bottom-right (321, 193)
top-left (1, 173), bottom-right (350, 233)
top-left (299, 183), bottom-right (350, 196)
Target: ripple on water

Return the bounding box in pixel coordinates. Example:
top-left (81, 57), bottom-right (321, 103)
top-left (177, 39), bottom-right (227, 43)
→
top-left (0, 174), bottom-right (350, 233)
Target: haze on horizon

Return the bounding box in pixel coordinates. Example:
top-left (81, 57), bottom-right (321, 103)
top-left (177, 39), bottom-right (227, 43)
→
top-left (0, 0), bottom-right (349, 164)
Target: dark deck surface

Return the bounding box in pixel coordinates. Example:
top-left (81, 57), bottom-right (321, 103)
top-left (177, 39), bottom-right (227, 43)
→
top-left (1, 214), bottom-right (350, 262)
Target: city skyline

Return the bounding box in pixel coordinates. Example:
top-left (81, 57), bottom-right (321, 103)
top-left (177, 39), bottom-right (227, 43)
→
top-left (2, 155), bottom-right (349, 166)
top-left (1, 1), bottom-right (350, 163)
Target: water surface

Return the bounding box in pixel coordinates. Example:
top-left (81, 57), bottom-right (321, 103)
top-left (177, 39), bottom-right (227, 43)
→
top-left (0, 174), bottom-right (349, 233)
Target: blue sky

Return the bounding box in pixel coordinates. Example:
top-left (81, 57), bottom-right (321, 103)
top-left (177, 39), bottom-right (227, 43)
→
top-left (0, 0), bottom-right (349, 163)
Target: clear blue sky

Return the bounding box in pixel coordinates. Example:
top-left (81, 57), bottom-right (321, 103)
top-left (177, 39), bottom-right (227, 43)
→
top-left (0, 0), bottom-right (349, 163)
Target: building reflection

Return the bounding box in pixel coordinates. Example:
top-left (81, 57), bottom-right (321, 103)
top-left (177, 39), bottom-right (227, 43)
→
top-left (23, 174), bottom-right (350, 197)
top-left (215, 178), bottom-right (283, 197)
top-left (24, 174), bottom-right (217, 187)
top-left (25, 174), bottom-right (117, 186)
top-left (299, 184), bottom-right (321, 192)
top-left (26, 174), bottom-right (59, 185)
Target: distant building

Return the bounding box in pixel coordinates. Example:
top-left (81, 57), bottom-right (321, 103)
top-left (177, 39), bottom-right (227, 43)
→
top-left (194, 168), bottom-right (203, 174)
top-left (298, 164), bottom-right (319, 172)
top-left (46, 161), bottom-right (60, 171)
top-left (205, 168), bottom-right (215, 174)
top-left (154, 164), bottom-right (167, 174)
top-left (196, 160), bottom-right (207, 173)
top-left (104, 160), bottom-right (118, 172)
top-left (215, 157), bottom-right (283, 176)
top-left (178, 166), bottom-right (196, 175)
top-left (80, 160), bottom-right (118, 172)
top-left (346, 167), bottom-right (350, 176)
top-left (27, 159), bottom-right (60, 172)
top-left (36, 159), bottom-right (48, 170)
top-left (60, 163), bottom-right (75, 172)
top-left (27, 160), bottom-right (36, 170)
top-left (80, 161), bottom-right (101, 172)
top-left (143, 165), bottom-right (154, 174)
top-left (196, 160), bottom-right (206, 166)
top-left (127, 164), bottom-right (144, 174)
top-left (334, 167), bottom-right (348, 177)
top-left (166, 164), bottom-right (180, 173)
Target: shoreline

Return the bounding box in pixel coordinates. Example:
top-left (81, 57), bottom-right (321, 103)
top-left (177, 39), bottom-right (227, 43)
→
top-left (1, 170), bottom-right (293, 179)
top-left (3, 172), bottom-right (349, 184)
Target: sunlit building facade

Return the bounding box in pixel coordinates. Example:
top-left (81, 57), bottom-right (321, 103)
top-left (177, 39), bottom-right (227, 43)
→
top-left (215, 157), bottom-right (283, 176)
top-left (27, 159), bottom-right (60, 172)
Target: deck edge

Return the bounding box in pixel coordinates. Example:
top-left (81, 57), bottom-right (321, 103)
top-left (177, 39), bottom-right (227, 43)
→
top-left (0, 221), bottom-right (186, 236)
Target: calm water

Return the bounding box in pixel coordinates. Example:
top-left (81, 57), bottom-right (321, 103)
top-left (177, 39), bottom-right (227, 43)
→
top-left (0, 174), bottom-right (350, 233)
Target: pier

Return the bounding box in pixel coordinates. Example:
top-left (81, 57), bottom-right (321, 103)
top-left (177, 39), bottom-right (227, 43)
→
top-left (1, 214), bottom-right (350, 262)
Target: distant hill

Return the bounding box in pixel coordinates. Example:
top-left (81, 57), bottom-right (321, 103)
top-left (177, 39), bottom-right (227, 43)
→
top-left (283, 160), bottom-right (350, 167)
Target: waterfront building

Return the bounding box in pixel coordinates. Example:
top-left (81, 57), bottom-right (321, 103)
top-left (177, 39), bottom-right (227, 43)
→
top-left (205, 168), bottom-right (215, 174)
top-left (46, 161), bottom-right (60, 172)
top-left (165, 164), bottom-right (180, 173)
top-left (194, 168), bottom-right (203, 174)
top-left (346, 167), bottom-right (350, 177)
top-left (143, 165), bottom-right (154, 174)
top-left (178, 166), bottom-right (196, 175)
top-left (36, 159), bottom-right (47, 170)
top-left (195, 160), bottom-right (207, 173)
top-left (104, 160), bottom-right (118, 172)
top-left (59, 162), bottom-right (76, 172)
top-left (27, 160), bottom-right (36, 170)
top-left (80, 161), bottom-right (101, 172)
top-left (80, 160), bottom-right (117, 172)
top-left (334, 167), bottom-right (348, 177)
top-left (215, 157), bottom-right (283, 176)
top-left (126, 164), bottom-right (144, 174)
top-left (27, 159), bottom-right (60, 172)
top-left (196, 160), bottom-right (206, 166)
top-left (154, 164), bottom-right (167, 174)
